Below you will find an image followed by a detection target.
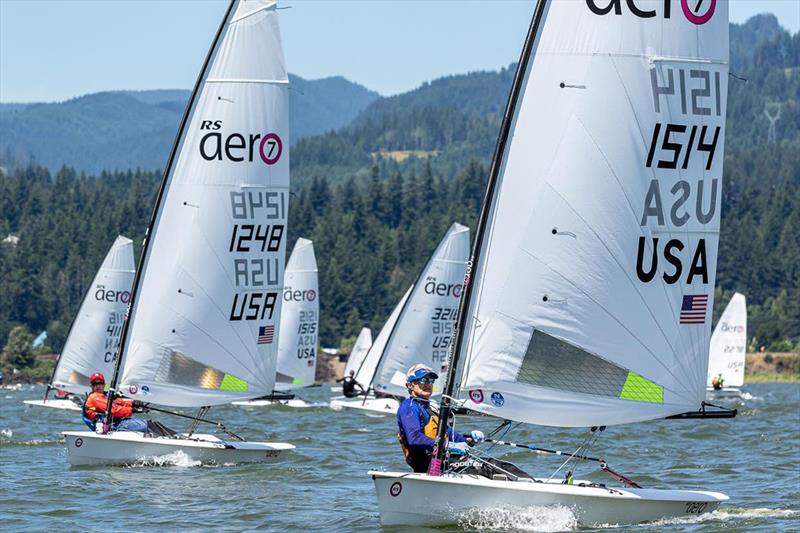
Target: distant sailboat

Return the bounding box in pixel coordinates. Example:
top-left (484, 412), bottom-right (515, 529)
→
top-left (64, 0), bottom-right (295, 466)
top-left (707, 292), bottom-right (747, 398)
top-left (344, 327), bottom-right (373, 378)
top-left (331, 223), bottom-right (469, 414)
top-left (372, 0), bottom-right (735, 526)
top-left (233, 238), bottom-right (320, 407)
top-left (25, 236), bottom-right (135, 412)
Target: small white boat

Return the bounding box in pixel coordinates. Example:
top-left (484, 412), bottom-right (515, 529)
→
top-left (64, 0), bottom-right (295, 467)
top-left (329, 396), bottom-right (400, 414)
top-left (370, 471), bottom-right (727, 527)
top-left (29, 236), bottom-right (135, 412)
top-left (370, 0), bottom-right (734, 526)
top-left (24, 399), bottom-right (82, 412)
top-left (64, 430), bottom-right (294, 466)
top-left (706, 293), bottom-right (747, 400)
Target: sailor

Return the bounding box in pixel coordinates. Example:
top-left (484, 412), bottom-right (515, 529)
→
top-left (338, 370), bottom-right (365, 398)
top-left (83, 372), bottom-right (149, 432)
top-left (711, 373), bottom-right (724, 390)
top-left (397, 364), bottom-right (484, 473)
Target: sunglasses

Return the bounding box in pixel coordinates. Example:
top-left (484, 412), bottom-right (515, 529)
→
top-left (412, 377), bottom-right (436, 384)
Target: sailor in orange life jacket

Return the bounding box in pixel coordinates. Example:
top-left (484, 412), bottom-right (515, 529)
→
top-left (397, 364), bottom-right (484, 473)
top-left (83, 372), bottom-right (149, 432)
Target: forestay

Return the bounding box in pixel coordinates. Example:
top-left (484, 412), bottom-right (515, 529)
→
top-left (373, 223), bottom-right (470, 397)
top-left (344, 328), bottom-right (373, 377)
top-left (458, 0), bottom-right (729, 426)
top-left (354, 287), bottom-right (412, 389)
top-left (275, 238), bottom-right (318, 390)
top-left (707, 292), bottom-right (746, 387)
top-left (118, 0), bottom-right (289, 407)
top-left (51, 236), bottom-right (135, 396)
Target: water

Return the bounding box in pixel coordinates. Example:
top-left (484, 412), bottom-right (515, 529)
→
top-left (1, 384), bottom-right (798, 532)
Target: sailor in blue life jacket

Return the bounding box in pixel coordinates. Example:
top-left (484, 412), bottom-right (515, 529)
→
top-left (396, 364), bottom-right (484, 473)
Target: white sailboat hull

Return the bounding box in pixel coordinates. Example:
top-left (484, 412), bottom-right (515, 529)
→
top-left (23, 399), bottom-right (81, 412)
top-left (370, 471), bottom-right (727, 527)
top-left (329, 396), bottom-right (399, 414)
top-left (705, 387), bottom-right (743, 399)
top-left (231, 398), bottom-right (315, 408)
top-left (64, 431), bottom-right (294, 467)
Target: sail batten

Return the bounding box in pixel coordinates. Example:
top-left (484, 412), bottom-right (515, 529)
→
top-left (451, 0), bottom-right (729, 428)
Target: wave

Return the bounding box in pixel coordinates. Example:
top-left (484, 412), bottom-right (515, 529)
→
top-left (456, 504), bottom-right (578, 532)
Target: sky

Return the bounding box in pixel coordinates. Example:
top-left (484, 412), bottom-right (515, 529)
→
top-left (1, 0), bottom-right (798, 103)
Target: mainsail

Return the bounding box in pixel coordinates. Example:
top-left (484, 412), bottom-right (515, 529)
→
top-left (707, 292), bottom-right (746, 387)
top-left (372, 223), bottom-right (470, 397)
top-left (353, 287), bottom-right (412, 389)
top-left (344, 327), bottom-right (373, 377)
top-left (275, 238), bottom-right (318, 390)
top-left (454, 0), bottom-right (729, 427)
top-left (50, 236), bottom-right (135, 396)
top-left (116, 0), bottom-right (289, 407)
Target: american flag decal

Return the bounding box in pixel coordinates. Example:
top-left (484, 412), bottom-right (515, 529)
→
top-left (257, 325), bottom-right (275, 344)
top-left (680, 294), bottom-right (708, 324)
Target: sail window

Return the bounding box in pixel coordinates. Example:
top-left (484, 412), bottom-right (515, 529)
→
top-left (68, 371), bottom-right (90, 386)
top-left (154, 351), bottom-right (248, 392)
top-left (517, 330), bottom-right (661, 403)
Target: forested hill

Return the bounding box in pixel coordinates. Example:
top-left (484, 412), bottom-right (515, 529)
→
top-left (1, 14), bottom-right (798, 359)
top-left (0, 74), bottom-right (378, 174)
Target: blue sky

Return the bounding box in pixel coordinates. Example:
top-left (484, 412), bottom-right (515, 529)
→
top-left (1, 0), bottom-right (798, 103)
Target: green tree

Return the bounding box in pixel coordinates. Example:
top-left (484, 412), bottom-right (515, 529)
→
top-left (2, 325), bottom-right (35, 369)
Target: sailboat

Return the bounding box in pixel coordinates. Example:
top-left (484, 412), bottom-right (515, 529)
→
top-left (233, 238), bottom-right (320, 408)
top-left (25, 236), bottom-right (135, 412)
top-left (64, 0), bottom-right (295, 466)
top-left (331, 223), bottom-right (469, 414)
top-left (707, 292), bottom-right (747, 398)
top-left (331, 327), bottom-right (372, 393)
top-left (371, 0), bottom-right (735, 526)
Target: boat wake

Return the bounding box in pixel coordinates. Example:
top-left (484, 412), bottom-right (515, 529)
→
top-left (455, 504), bottom-right (578, 532)
top-left (126, 450), bottom-right (203, 468)
top-left (601, 507), bottom-right (798, 528)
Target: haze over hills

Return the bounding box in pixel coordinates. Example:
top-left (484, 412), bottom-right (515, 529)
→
top-left (0, 74), bottom-right (378, 174)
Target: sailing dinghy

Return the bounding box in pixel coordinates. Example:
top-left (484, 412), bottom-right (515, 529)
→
top-left (233, 238), bottom-right (320, 408)
top-left (330, 223), bottom-right (469, 414)
top-left (706, 292), bottom-right (746, 398)
top-left (331, 327), bottom-right (372, 394)
top-left (25, 236), bottom-right (135, 412)
top-left (64, 0), bottom-right (295, 466)
top-left (371, 0), bottom-right (735, 526)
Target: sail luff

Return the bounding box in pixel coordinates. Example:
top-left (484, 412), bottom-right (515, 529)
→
top-left (109, 0), bottom-right (240, 393)
top-left (433, 0), bottom-right (551, 462)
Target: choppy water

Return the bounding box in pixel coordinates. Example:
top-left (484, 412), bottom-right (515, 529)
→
top-left (1, 384), bottom-right (798, 532)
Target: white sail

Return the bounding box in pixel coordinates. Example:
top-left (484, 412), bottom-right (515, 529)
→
top-left (344, 327), bottom-right (373, 377)
top-left (51, 236), bottom-right (135, 396)
top-left (373, 223), bottom-right (470, 397)
top-left (458, 0), bottom-right (729, 427)
top-left (354, 286), bottom-right (413, 389)
top-left (707, 292), bottom-right (746, 387)
top-left (275, 238), bottom-right (318, 391)
top-left (118, 0), bottom-right (289, 407)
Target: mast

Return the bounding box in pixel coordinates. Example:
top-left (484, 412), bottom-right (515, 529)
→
top-left (432, 0), bottom-right (549, 466)
top-left (105, 0), bottom-right (238, 411)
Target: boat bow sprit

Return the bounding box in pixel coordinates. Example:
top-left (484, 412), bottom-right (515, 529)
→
top-left (373, 0), bottom-right (735, 526)
top-left (64, 0), bottom-right (295, 466)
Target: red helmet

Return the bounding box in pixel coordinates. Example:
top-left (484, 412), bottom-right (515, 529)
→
top-left (90, 372), bottom-right (106, 385)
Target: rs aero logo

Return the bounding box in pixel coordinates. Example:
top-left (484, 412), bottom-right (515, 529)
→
top-left (283, 287), bottom-right (316, 302)
top-left (198, 120), bottom-right (282, 165)
top-left (587, 0), bottom-right (716, 25)
top-left (95, 285), bottom-right (131, 303)
top-left (424, 278), bottom-right (463, 299)
top-left (720, 322), bottom-right (744, 333)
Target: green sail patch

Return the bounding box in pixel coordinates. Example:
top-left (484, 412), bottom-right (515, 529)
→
top-left (619, 372), bottom-right (663, 404)
top-left (220, 373), bottom-right (248, 392)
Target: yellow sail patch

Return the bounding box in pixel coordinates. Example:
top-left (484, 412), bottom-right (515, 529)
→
top-left (619, 372), bottom-right (663, 404)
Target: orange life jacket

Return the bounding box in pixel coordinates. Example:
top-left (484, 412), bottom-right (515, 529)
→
top-left (83, 392), bottom-right (133, 421)
top-left (398, 398), bottom-right (441, 472)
